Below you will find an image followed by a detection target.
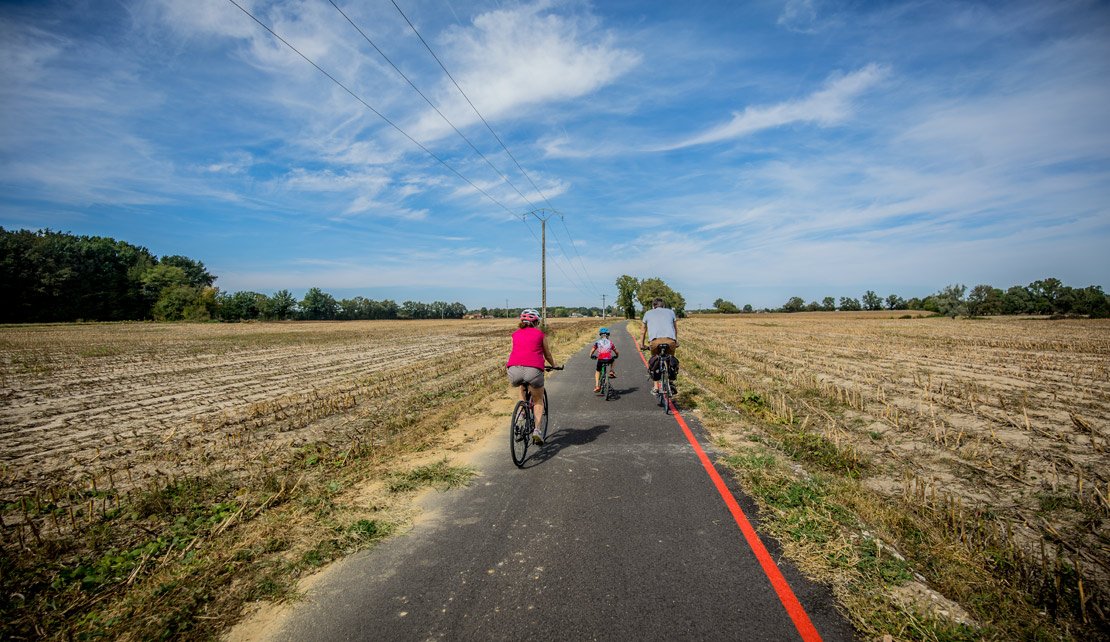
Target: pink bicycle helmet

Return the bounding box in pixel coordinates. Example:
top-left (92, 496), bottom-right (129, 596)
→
top-left (519, 308), bottom-right (541, 324)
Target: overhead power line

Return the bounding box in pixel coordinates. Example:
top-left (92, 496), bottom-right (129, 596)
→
top-left (327, 0), bottom-right (542, 212)
top-left (388, 0), bottom-right (601, 297)
top-left (225, 0), bottom-right (517, 217)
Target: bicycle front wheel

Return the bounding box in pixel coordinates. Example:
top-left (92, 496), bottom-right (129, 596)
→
top-left (539, 389), bottom-right (550, 440)
top-left (510, 400), bottom-right (530, 467)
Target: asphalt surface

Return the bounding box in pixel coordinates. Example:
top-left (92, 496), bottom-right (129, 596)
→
top-left (269, 321), bottom-right (857, 641)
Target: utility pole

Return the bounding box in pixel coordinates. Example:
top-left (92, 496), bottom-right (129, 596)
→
top-left (523, 208), bottom-right (559, 325)
top-left (602, 294), bottom-right (607, 319)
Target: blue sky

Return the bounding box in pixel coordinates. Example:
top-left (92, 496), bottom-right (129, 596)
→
top-left (2, 0), bottom-right (1108, 310)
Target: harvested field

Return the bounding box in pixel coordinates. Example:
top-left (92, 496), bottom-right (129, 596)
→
top-left (678, 312), bottom-right (1109, 637)
top-left (0, 318), bottom-right (597, 640)
top-left (0, 320), bottom-right (519, 501)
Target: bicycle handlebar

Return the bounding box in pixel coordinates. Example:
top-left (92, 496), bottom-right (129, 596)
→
top-left (545, 365), bottom-right (564, 371)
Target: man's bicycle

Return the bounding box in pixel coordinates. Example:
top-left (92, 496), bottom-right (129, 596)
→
top-left (643, 343), bottom-right (676, 414)
top-left (510, 365), bottom-right (562, 467)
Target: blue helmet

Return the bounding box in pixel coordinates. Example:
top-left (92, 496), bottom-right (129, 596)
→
top-left (599, 327), bottom-right (610, 335)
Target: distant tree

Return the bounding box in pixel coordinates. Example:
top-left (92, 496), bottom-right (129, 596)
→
top-left (885, 294), bottom-right (907, 310)
top-left (782, 296), bottom-right (806, 313)
top-left (267, 289), bottom-right (297, 320)
top-left (300, 288), bottom-right (338, 320)
top-left (839, 297), bottom-right (861, 311)
top-left (934, 284), bottom-right (967, 317)
top-left (637, 277), bottom-right (686, 316)
top-left (217, 291), bottom-right (268, 321)
top-left (967, 284), bottom-right (1003, 316)
top-left (141, 264), bottom-right (190, 303)
top-left (1075, 285), bottom-right (1110, 317)
top-left (616, 275), bottom-right (640, 319)
top-left (742, 304), bottom-right (753, 313)
top-left (160, 255), bottom-right (216, 288)
top-left (805, 300), bottom-right (821, 312)
top-left (905, 297), bottom-right (923, 310)
top-left (1027, 278), bottom-right (1063, 314)
top-left (714, 298), bottom-right (740, 314)
top-left (862, 290), bottom-right (883, 311)
top-left (821, 296), bottom-right (836, 311)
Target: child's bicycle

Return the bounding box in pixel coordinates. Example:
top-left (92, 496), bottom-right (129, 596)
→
top-left (592, 355), bottom-right (616, 400)
top-left (510, 365), bottom-right (562, 467)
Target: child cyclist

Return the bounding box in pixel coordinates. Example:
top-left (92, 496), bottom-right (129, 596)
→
top-left (589, 327), bottom-right (619, 393)
top-left (506, 309), bottom-right (559, 444)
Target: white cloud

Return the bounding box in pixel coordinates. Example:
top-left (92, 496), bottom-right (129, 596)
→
top-left (653, 63), bottom-right (889, 151)
top-left (407, 3), bottom-right (641, 141)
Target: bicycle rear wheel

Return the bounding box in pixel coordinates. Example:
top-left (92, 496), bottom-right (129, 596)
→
top-left (510, 400), bottom-right (530, 467)
top-left (659, 368), bottom-right (671, 413)
top-left (601, 364), bottom-right (611, 400)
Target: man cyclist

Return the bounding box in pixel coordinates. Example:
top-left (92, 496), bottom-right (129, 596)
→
top-left (589, 326), bottom-right (619, 393)
top-left (640, 297), bottom-right (678, 396)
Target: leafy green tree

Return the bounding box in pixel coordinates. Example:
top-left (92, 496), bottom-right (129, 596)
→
top-left (300, 288), bottom-right (338, 320)
top-left (714, 298), bottom-right (740, 314)
top-left (616, 275), bottom-right (639, 319)
top-left (160, 255), bottom-right (216, 288)
top-left (141, 264), bottom-right (190, 304)
top-left (743, 304), bottom-right (753, 313)
top-left (885, 294), bottom-right (907, 310)
top-left (266, 289), bottom-right (297, 320)
top-left (934, 284), bottom-right (967, 317)
top-left (821, 296), bottom-right (836, 311)
top-left (862, 290), bottom-right (883, 311)
top-left (217, 291), bottom-right (267, 321)
top-left (967, 284), bottom-right (1003, 316)
top-left (1075, 285), bottom-right (1109, 317)
top-left (782, 296), bottom-right (805, 313)
top-left (636, 277), bottom-right (685, 316)
top-left (839, 297), bottom-right (862, 311)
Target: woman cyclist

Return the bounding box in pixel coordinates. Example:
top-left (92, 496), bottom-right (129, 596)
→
top-left (506, 309), bottom-right (559, 444)
top-left (589, 327), bottom-right (619, 393)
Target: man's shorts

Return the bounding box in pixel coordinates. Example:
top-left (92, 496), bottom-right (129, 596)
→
top-left (507, 365), bottom-right (544, 388)
top-left (594, 356), bottom-right (616, 372)
top-left (649, 337), bottom-right (678, 357)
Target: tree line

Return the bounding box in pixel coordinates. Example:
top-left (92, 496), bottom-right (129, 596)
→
top-left (0, 228), bottom-right (472, 323)
top-left (707, 280), bottom-right (1107, 317)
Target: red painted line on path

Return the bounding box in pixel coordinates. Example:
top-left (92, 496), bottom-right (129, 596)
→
top-left (631, 331), bottom-right (822, 642)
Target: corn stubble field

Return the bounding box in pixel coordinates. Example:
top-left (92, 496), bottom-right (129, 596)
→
top-left (0, 318), bottom-right (595, 640)
top-left (678, 313), bottom-right (1109, 640)
top-left (1, 315), bottom-right (1107, 640)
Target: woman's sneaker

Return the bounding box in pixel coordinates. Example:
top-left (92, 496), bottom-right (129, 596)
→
top-left (531, 430), bottom-right (544, 445)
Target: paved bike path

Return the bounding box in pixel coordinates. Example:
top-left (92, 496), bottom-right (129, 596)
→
top-left (268, 321), bottom-right (856, 641)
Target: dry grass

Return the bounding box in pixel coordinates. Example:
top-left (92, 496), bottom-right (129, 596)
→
top-left (0, 318), bottom-right (597, 640)
top-left (667, 312), bottom-right (1109, 640)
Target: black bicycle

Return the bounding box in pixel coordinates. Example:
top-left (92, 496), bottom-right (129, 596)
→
top-left (510, 365), bottom-right (562, 467)
top-left (643, 343), bottom-right (676, 414)
top-left (592, 356), bottom-right (615, 400)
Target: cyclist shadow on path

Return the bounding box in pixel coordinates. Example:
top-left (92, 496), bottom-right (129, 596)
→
top-left (519, 423), bottom-right (610, 468)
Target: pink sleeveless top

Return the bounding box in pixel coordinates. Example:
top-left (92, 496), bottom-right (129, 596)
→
top-left (507, 326), bottom-right (546, 369)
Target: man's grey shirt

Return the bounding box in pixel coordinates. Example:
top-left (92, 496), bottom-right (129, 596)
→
top-left (642, 307), bottom-right (677, 341)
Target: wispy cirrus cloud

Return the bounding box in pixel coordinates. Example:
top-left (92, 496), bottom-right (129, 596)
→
top-left (651, 63), bottom-right (889, 151)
